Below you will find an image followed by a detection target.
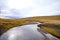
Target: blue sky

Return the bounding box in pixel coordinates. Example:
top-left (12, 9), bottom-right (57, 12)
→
top-left (0, 0), bottom-right (60, 18)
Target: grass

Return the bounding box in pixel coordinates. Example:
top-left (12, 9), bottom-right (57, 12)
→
top-left (41, 26), bottom-right (60, 38)
top-left (38, 24), bottom-right (60, 38)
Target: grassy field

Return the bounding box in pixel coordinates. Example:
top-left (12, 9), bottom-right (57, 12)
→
top-left (0, 15), bottom-right (60, 38)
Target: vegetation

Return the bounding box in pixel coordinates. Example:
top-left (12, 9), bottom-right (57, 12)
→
top-left (0, 15), bottom-right (60, 38)
top-left (38, 23), bottom-right (60, 38)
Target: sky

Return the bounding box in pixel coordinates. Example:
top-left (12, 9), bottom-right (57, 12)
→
top-left (0, 0), bottom-right (60, 18)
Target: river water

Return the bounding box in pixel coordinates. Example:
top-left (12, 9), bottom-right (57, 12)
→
top-left (0, 24), bottom-right (59, 40)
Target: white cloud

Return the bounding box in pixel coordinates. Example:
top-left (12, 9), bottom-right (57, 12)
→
top-left (0, 0), bottom-right (60, 18)
top-left (7, 0), bottom-right (32, 9)
top-left (0, 10), bottom-right (14, 16)
top-left (30, 0), bottom-right (60, 16)
top-left (23, 0), bottom-right (60, 17)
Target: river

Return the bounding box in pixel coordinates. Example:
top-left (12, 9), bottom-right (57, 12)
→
top-left (0, 24), bottom-right (59, 40)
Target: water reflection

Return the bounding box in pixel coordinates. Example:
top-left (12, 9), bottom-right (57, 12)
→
top-left (0, 24), bottom-right (45, 40)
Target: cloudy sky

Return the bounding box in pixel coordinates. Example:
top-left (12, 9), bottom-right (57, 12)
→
top-left (0, 0), bottom-right (60, 18)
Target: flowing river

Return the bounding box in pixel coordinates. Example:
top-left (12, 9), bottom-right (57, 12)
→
top-left (0, 24), bottom-right (59, 40)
